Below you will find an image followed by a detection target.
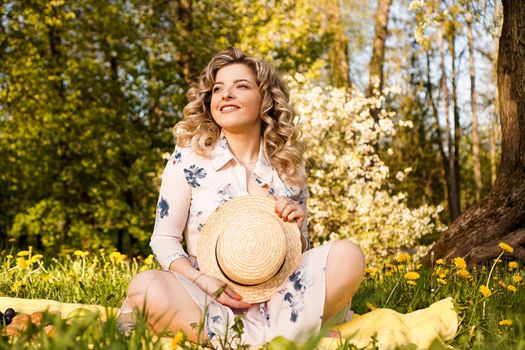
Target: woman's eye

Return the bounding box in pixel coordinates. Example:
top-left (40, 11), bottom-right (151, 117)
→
top-left (238, 84), bottom-right (249, 89)
top-left (212, 86), bottom-right (221, 92)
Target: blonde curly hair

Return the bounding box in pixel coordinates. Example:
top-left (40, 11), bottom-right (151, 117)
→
top-left (174, 47), bottom-right (306, 188)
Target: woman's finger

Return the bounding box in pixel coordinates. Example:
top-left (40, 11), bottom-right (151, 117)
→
top-left (286, 209), bottom-right (304, 224)
top-left (218, 294), bottom-right (252, 309)
top-left (224, 286), bottom-right (242, 300)
top-left (281, 204), bottom-right (299, 221)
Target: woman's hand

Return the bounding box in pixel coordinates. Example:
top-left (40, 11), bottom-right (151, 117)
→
top-left (268, 194), bottom-right (305, 228)
top-left (194, 274), bottom-right (252, 309)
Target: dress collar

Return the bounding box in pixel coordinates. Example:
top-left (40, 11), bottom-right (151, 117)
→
top-left (211, 131), bottom-right (274, 185)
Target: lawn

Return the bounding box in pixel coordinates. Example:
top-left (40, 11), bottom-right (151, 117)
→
top-left (0, 244), bottom-right (523, 349)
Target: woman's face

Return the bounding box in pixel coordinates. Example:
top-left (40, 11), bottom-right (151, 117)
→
top-left (210, 63), bottom-right (263, 134)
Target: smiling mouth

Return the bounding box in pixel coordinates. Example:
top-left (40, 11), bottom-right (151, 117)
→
top-left (220, 106), bottom-right (240, 113)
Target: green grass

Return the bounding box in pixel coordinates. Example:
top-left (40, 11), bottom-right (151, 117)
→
top-left (0, 246), bottom-right (523, 349)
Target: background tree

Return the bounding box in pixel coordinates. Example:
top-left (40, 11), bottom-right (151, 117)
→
top-left (431, 0), bottom-right (525, 262)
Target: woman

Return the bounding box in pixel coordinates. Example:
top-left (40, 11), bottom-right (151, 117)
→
top-left (118, 47), bottom-right (365, 348)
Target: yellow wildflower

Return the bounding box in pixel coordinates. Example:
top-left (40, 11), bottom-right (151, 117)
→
top-left (144, 254), bottom-right (154, 265)
top-left (407, 280), bottom-right (417, 286)
top-left (499, 319), bottom-right (513, 326)
top-left (16, 258), bottom-right (30, 269)
top-left (456, 269), bottom-right (472, 279)
top-left (397, 264), bottom-right (406, 270)
top-left (507, 285), bottom-right (517, 293)
top-left (416, 263), bottom-right (422, 270)
top-left (479, 285), bottom-right (492, 298)
top-left (109, 251), bottom-right (126, 263)
top-left (30, 254), bottom-right (43, 263)
top-left (493, 258), bottom-right (502, 264)
top-left (396, 252), bottom-right (410, 262)
top-left (6, 255), bottom-right (13, 260)
top-left (404, 271), bottom-right (420, 280)
top-left (508, 261), bottom-right (518, 270)
top-left (499, 280), bottom-right (506, 288)
top-left (385, 263), bottom-right (398, 272)
top-left (453, 257), bottom-right (467, 270)
top-left (498, 242), bottom-right (514, 253)
top-left (512, 275), bottom-right (522, 284)
top-left (10, 281), bottom-right (23, 293)
top-left (17, 250), bottom-right (30, 257)
top-left (8, 238), bottom-right (16, 243)
top-left (171, 331), bottom-right (184, 348)
top-left (436, 259), bottom-right (445, 265)
top-left (437, 278), bottom-right (447, 285)
top-left (103, 261), bottom-right (110, 269)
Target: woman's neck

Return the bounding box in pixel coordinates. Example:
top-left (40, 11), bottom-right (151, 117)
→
top-left (222, 129), bottom-right (260, 165)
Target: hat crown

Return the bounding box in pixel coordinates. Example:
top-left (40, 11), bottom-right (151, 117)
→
top-left (216, 212), bottom-right (287, 285)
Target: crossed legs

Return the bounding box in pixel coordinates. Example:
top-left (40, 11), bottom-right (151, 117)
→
top-left (122, 240), bottom-right (365, 341)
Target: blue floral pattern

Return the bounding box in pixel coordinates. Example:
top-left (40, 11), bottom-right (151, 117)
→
top-left (279, 268), bottom-right (314, 322)
top-left (217, 183), bottom-right (233, 205)
top-left (184, 165), bottom-right (207, 188)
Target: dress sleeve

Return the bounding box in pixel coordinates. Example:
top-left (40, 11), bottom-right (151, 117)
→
top-left (150, 149), bottom-right (192, 270)
top-left (297, 183), bottom-right (311, 252)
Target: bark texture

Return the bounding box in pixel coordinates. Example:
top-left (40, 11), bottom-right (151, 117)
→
top-left (430, 0), bottom-right (525, 263)
top-left (367, 0), bottom-right (392, 96)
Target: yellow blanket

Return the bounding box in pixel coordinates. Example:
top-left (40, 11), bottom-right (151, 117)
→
top-left (0, 296), bottom-right (457, 349)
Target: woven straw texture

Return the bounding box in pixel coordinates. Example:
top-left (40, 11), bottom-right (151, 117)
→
top-left (197, 195), bottom-right (302, 303)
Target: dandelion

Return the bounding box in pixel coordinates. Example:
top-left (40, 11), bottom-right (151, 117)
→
top-left (453, 257), bottom-right (467, 270)
top-left (499, 319), bottom-right (513, 326)
top-left (16, 258), bottom-right (30, 269)
top-left (456, 269), bottom-right (472, 279)
top-left (30, 254), bottom-right (43, 263)
top-left (508, 261), bottom-right (518, 270)
top-left (10, 281), bottom-right (23, 293)
top-left (17, 251), bottom-right (30, 257)
top-left (109, 251), bottom-right (126, 263)
top-left (6, 255), bottom-right (13, 260)
top-left (385, 263), bottom-right (398, 272)
top-left (144, 254), bottom-right (154, 265)
top-left (507, 285), bottom-right (517, 293)
top-left (436, 259), bottom-right (445, 265)
top-left (396, 252), bottom-right (410, 262)
top-left (416, 263), bottom-right (422, 270)
top-left (512, 275), bottom-right (522, 284)
top-left (437, 278), bottom-right (447, 285)
top-left (493, 258), bottom-right (502, 264)
top-left (407, 280), bottom-right (417, 286)
top-left (404, 271), bottom-right (420, 280)
top-left (171, 331), bottom-right (184, 348)
top-left (498, 242), bottom-right (514, 253)
top-left (479, 285), bottom-right (492, 298)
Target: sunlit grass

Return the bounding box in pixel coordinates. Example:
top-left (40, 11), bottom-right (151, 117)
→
top-left (0, 244), bottom-right (523, 349)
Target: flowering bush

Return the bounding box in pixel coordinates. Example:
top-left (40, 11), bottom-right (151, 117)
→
top-left (287, 75), bottom-right (445, 263)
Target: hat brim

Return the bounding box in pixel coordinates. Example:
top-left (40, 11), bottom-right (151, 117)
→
top-left (197, 195), bottom-right (302, 303)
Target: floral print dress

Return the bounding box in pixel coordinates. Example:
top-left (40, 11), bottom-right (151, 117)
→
top-left (121, 133), bottom-right (352, 348)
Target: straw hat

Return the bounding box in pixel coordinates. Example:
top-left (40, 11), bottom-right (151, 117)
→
top-left (197, 195), bottom-right (302, 303)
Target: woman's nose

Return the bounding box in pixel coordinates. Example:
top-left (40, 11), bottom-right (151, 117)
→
top-left (222, 86), bottom-right (235, 99)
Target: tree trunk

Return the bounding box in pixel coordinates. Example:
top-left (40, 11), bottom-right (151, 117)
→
top-left (430, 0), bottom-right (525, 263)
top-left (437, 4), bottom-right (460, 221)
top-left (326, 0), bottom-right (350, 88)
top-left (367, 0), bottom-right (392, 98)
top-left (449, 28), bottom-right (461, 215)
top-left (466, 4), bottom-right (482, 203)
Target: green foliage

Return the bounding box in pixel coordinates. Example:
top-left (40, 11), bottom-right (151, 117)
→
top-left (1, 246), bottom-right (524, 349)
top-left (0, 0), bottom-right (332, 254)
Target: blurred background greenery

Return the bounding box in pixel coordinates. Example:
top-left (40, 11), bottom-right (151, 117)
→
top-left (0, 0), bottom-right (503, 257)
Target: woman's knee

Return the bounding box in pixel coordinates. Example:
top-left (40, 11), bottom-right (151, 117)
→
top-left (328, 240), bottom-right (365, 287)
top-left (126, 270), bottom-right (170, 306)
